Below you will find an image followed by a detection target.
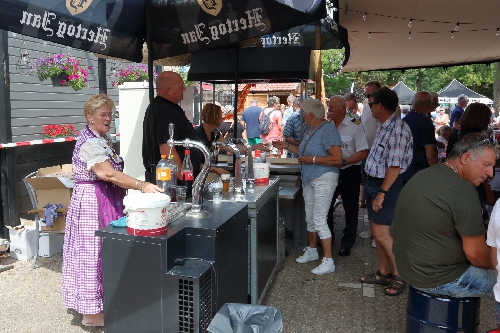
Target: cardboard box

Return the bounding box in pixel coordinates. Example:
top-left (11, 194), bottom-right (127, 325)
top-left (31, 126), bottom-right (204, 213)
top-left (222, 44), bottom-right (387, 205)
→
top-left (25, 165), bottom-right (74, 231)
top-left (7, 224), bottom-right (36, 262)
top-left (38, 233), bottom-right (64, 257)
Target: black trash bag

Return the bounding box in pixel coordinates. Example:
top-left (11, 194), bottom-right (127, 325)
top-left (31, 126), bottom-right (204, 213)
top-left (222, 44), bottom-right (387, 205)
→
top-left (208, 303), bottom-right (283, 333)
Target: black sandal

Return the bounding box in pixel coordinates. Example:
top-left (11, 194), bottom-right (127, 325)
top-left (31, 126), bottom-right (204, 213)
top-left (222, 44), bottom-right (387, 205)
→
top-left (360, 270), bottom-right (393, 285)
top-left (384, 275), bottom-right (406, 296)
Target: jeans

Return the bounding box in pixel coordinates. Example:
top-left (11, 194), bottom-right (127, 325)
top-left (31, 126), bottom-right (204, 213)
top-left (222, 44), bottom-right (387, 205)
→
top-left (303, 172), bottom-right (338, 239)
top-left (416, 265), bottom-right (496, 299)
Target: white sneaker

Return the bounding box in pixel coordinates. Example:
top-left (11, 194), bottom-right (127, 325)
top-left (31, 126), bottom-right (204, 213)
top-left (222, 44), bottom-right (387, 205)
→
top-left (311, 257), bottom-right (335, 275)
top-left (359, 230), bottom-right (373, 239)
top-left (372, 239), bottom-right (376, 248)
top-left (296, 247), bottom-right (319, 263)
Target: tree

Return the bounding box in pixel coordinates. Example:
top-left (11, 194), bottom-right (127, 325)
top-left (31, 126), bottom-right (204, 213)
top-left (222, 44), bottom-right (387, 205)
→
top-left (322, 49), bottom-right (495, 102)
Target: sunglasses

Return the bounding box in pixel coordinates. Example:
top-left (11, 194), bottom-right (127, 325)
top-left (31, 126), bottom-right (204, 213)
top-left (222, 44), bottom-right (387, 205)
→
top-left (366, 94), bottom-right (372, 98)
top-left (368, 101), bottom-right (379, 108)
top-left (465, 138), bottom-right (492, 152)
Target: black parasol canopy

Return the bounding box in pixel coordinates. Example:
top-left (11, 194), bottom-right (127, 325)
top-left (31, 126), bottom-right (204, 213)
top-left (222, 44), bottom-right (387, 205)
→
top-left (0, 0), bottom-right (328, 62)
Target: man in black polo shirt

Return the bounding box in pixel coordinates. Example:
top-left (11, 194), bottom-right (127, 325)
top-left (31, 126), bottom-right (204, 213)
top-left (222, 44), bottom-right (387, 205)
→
top-left (402, 91), bottom-right (438, 184)
top-left (142, 71), bottom-right (203, 183)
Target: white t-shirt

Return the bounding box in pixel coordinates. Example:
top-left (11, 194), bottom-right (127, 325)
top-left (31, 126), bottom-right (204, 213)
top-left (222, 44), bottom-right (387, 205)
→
top-left (486, 201), bottom-right (500, 302)
top-left (361, 104), bottom-right (379, 148)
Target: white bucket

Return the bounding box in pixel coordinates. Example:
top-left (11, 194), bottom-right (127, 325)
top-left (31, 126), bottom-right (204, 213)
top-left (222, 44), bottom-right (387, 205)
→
top-left (123, 193), bottom-right (170, 236)
top-left (253, 162), bottom-right (270, 186)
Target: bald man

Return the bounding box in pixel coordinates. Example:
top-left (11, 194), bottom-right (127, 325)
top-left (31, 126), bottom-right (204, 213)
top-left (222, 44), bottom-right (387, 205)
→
top-left (142, 71), bottom-right (203, 184)
top-left (402, 91), bottom-right (438, 184)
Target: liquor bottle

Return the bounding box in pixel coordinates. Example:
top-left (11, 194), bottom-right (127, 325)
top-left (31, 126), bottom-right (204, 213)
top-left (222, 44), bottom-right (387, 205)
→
top-left (181, 149), bottom-right (194, 200)
top-left (156, 154), bottom-right (170, 194)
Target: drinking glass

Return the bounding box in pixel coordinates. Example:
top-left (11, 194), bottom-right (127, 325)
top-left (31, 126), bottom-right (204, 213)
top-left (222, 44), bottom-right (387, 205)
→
top-left (176, 186), bottom-right (187, 204)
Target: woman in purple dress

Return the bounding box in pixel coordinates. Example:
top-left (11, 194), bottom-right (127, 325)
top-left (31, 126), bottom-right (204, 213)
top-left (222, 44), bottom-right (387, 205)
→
top-left (61, 94), bottom-right (162, 327)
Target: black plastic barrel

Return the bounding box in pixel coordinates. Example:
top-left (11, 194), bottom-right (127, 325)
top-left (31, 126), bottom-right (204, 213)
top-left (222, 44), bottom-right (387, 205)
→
top-left (406, 286), bottom-right (481, 333)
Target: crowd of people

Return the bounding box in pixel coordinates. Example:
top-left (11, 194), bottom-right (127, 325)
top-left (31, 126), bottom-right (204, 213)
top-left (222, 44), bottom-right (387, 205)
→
top-left (60, 71), bottom-right (500, 329)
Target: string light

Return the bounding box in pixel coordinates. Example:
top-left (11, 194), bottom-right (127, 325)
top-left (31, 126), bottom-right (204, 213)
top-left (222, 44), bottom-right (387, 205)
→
top-left (408, 31), bottom-right (412, 39)
top-left (408, 17), bottom-right (413, 28)
top-left (455, 21), bottom-right (460, 31)
top-left (368, 32), bottom-right (371, 38)
top-left (362, 12), bottom-right (367, 20)
top-left (451, 31), bottom-right (455, 38)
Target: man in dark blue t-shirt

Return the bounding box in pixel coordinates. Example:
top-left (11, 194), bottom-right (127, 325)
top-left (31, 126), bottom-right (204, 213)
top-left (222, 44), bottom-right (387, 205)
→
top-left (449, 94), bottom-right (469, 133)
top-left (241, 99), bottom-right (263, 145)
top-left (403, 91), bottom-right (438, 184)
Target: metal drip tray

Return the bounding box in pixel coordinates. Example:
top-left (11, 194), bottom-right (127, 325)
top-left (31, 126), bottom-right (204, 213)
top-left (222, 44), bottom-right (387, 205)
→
top-left (167, 203), bottom-right (192, 224)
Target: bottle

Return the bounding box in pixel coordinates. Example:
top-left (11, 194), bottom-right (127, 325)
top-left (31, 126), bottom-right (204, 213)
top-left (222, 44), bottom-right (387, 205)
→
top-left (181, 149), bottom-right (194, 200)
top-left (254, 149), bottom-right (261, 164)
top-left (156, 154), bottom-right (170, 194)
top-left (167, 154), bottom-right (178, 200)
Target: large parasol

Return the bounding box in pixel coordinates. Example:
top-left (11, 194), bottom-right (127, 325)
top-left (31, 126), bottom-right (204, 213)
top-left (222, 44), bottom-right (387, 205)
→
top-left (0, 0), bottom-right (328, 62)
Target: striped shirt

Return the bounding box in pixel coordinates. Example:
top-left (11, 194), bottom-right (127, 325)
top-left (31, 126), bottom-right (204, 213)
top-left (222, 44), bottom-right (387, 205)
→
top-left (365, 113), bottom-right (413, 178)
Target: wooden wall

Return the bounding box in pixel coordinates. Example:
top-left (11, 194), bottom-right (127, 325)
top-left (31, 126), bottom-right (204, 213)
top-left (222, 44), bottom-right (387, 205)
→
top-left (8, 33), bottom-right (120, 142)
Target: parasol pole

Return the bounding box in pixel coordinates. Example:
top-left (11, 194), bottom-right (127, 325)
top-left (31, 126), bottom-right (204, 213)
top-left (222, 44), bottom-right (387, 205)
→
top-left (146, 0), bottom-right (156, 174)
top-left (232, 46), bottom-right (239, 171)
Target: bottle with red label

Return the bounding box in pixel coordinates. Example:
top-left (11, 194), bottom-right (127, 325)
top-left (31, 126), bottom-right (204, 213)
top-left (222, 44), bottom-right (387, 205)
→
top-left (181, 149), bottom-right (194, 200)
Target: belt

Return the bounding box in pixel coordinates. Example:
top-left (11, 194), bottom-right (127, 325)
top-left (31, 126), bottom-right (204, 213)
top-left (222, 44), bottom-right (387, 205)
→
top-left (366, 175), bottom-right (384, 181)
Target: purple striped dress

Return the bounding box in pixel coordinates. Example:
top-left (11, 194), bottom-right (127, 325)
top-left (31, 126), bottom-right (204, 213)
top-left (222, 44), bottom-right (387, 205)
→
top-left (61, 126), bottom-right (126, 314)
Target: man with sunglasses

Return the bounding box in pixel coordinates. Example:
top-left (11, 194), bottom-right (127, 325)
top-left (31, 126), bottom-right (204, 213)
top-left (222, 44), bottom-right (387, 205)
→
top-left (393, 133), bottom-right (497, 299)
top-left (358, 81), bottom-right (382, 233)
top-left (359, 87), bottom-right (413, 296)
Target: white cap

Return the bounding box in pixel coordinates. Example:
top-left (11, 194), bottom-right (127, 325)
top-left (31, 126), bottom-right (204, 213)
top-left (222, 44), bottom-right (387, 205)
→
top-left (221, 174), bottom-right (230, 180)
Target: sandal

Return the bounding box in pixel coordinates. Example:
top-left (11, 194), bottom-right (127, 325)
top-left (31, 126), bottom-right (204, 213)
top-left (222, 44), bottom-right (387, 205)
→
top-left (359, 270), bottom-right (392, 285)
top-left (384, 275), bottom-right (406, 296)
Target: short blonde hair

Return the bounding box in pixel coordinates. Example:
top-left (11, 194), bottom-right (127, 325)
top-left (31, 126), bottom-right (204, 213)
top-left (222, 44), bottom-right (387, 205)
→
top-left (84, 94), bottom-right (115, 123)
top-left (201, 103), bottom-right (222, 125)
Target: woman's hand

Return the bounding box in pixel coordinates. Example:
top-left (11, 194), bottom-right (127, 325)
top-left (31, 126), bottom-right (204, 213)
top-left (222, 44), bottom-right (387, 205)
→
top-left (297, 156), bottom-right (314, 164)
top-left (142, 182), bottom-right (164, 193)
top-left (253, 143), bottom-right (271, 152)
top-left (271, 140), bottom-right (286, 150)
top-left (213, 167), bottom-right (229, 176)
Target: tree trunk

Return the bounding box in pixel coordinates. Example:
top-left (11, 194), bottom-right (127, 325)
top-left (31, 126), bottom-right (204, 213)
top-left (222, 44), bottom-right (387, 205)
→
top-left (494, 62), bottom-right (500, 116)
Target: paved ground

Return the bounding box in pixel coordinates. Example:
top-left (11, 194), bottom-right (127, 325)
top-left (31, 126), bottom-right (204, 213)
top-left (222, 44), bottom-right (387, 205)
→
top-left (0, 205), bottom-right (496, 332)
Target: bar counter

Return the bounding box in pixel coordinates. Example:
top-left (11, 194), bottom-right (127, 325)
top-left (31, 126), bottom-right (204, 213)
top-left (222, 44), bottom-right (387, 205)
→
top-left (96, 201), bottom-right (248, 333)
top-left (205, 177), bottom-right (280, 304)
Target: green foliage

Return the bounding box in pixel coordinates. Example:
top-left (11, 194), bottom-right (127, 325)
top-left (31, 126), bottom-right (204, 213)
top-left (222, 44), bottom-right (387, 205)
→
top-left (321, 49), bottom-right (495, 98)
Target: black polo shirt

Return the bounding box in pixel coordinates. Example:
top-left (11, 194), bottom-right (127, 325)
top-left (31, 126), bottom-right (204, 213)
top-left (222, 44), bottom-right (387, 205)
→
top-left (142, 96), bottom-right (203, 177)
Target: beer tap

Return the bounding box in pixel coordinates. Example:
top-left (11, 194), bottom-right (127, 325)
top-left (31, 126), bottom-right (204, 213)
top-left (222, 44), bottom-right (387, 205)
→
top-left (225, 142), bottom-right (244, 194)
top-left (167, 123), bottom-right (211, 218)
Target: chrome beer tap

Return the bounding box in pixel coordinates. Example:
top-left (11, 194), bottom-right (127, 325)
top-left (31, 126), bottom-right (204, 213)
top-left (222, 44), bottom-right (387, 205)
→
top-left (167, 123), bottom-right (211, 218)
top-left (225, 142), bottom-right (244, 194)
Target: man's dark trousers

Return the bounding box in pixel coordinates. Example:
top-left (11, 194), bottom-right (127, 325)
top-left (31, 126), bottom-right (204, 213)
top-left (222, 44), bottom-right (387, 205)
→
top-left (327, 165), bottom-right (362, 247)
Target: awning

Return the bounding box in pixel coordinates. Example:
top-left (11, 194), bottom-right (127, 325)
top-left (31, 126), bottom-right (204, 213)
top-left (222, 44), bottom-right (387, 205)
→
top-left (339, 0), bottom-right (500, 72)
top-left (187, 47), bottom-right (315, 83)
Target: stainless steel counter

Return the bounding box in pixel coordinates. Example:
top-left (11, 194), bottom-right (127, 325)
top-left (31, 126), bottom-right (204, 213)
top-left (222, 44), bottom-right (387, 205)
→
top-left (214, 162), bottom-right (300, 174)
top-left (205, 178), bottom-right (280, 304)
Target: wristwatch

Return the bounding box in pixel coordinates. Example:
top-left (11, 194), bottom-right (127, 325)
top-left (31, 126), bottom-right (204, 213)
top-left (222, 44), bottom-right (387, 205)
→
top-left (378, 188), bottom-right (388, 194)
top-left (342, 159), bottom-right (347, 167)
top-left (312, 156), bottom-right (316, 164)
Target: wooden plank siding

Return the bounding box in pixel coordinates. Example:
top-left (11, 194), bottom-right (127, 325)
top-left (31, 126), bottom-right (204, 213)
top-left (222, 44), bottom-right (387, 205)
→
top-left (8, 33), bottom-right (120, 143)
top-left (1, 33), bottom-right (127, 237)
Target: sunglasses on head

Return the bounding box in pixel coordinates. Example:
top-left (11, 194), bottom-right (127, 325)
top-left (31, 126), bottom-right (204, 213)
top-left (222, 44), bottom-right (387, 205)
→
top-left (465, 138), bottom-right (492, 152)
